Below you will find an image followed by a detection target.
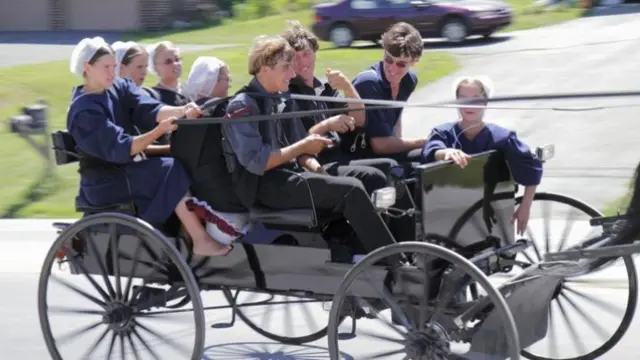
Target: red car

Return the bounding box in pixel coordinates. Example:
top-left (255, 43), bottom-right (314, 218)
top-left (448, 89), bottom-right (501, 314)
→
top-left (311, 0), bottom-right (513, 47)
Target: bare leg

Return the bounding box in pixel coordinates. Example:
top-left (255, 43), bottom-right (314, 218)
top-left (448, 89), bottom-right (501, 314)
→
top-left (175, 196), bottom-right (232, 256)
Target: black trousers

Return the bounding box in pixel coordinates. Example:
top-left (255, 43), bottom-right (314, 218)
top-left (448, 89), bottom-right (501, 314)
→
top-left (256, 168), bottom-right (397, 254)
top-left (321, 158), bottom-right (399, 194)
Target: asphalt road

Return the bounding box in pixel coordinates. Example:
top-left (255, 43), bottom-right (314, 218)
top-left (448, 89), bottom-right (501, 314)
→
top-left (0, 31), bottom-right (238, 68)
top-left (1, 218), bottom-right (639, 359)
top-left (402, 10), bottom-right (640, 211)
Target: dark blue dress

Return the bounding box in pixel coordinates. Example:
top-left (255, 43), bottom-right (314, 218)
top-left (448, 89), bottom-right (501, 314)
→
top-left (421, 122), bottom-right (543, 186)
top-left (67, 78), bottom-right (192, 226)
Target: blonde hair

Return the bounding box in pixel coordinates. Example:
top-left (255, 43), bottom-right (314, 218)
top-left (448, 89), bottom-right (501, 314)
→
top-left (453, 75), bottom-right (494, 99)
top-left (152, 41), bottom-right (177, 63)
top-left (147, 40), bottom-right (179, 76)
top-left (247, 35), bottom-right (295, 76)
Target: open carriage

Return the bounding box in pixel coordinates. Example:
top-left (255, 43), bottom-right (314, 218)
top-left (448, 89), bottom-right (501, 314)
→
top-left (40, 129), bottom-right (639, 360)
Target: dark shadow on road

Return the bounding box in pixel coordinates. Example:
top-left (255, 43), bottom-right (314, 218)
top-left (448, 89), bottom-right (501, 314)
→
top-left (202, 341), bottom-right (354, 360)
top-left (319, 34), bottom-right (512, 53)
top-left (0, 31), bottom-right (124, 45)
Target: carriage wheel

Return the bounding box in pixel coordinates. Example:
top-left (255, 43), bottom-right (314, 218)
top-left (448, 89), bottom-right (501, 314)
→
top-left (38, 213), bottom-right (206, 360)
top-left (327, 241), bottom-right (521, 360)
top-left (224, 288), bottom-right (346, 345)
top-left (449, 191), bottom-right (638, 360)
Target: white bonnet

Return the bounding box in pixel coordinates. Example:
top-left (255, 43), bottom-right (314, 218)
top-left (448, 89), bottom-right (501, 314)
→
top-left (111, 41), bottom-right (139, 78)
top-left (146, 41), bottom-right (176, 77)
top-left (184, 56), bottom-right (226, 101)
top-left (452, 75), bottom-right (495, 98)
top-left (69, 36), bottom-right (111, 77)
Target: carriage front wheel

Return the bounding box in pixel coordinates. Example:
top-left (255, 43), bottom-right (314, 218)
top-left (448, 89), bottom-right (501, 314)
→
top-left (449, 191), bottom-right (638, 360)
top-left (327, 241), bottom-right (521, 360)
top-left (38, 213), bottom-right (206, 360)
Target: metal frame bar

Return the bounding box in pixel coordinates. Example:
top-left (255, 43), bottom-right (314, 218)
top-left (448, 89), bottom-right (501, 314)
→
top-left (545, 241), bottom-right (640, 261)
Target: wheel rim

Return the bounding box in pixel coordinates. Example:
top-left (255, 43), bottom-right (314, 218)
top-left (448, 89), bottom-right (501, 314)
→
top-left (449, 192), bottom-right (638, 360)
top-left (442, 22), bottom-right (466, 42)
top-left (224, 288), bottom-right (344, 345)
top-left (327, 241), bottom-right (521, 360)
top-left (331, 27), bottom-right (353, 47)
top-left (38, 213), bottom-right (205, 360)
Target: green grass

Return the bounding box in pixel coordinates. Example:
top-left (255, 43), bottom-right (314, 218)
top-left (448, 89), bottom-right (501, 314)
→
top-left (0, 43), bottom-right (457, 218)
top-left (505, 0), bottom-right (587, 32)
top-left (126, 10), bottom-right (312, 45)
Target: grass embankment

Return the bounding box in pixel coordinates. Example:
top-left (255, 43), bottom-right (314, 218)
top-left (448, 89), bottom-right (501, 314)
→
top-left (0, 30), bottom-right (457, 218)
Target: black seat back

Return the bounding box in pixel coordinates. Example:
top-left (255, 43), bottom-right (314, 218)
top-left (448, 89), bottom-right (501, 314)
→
top-left (51, 130), bottom-right (80, 165)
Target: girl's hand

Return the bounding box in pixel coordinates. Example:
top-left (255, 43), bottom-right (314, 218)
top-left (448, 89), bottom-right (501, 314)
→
top-left (512, 203), bottom-right (532, 236)
top-left (183, 102), bottom-right (203, 119)
top-left (442, 148), bottom-right (471, 168)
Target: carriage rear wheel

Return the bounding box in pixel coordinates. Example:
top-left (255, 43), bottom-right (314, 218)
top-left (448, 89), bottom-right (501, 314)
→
top-left (327, 241), bottom-right (521, 360)
top-left (38, 213), bottom-right (206, 360)
top-left (449, 191), bottom-right (638, 360)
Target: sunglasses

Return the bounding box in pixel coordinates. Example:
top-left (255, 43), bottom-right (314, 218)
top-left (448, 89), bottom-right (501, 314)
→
top-left (384, 54), bottom-right (409, 69)
top-left (162, 56), bottom-right (182, 66)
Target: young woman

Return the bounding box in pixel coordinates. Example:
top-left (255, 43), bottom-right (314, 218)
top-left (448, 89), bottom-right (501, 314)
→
top-left (183, 56), bottom-right (232, 102)
top-left (112, 41), bottom-right (148, 87)
top-left (146, 41), bottom-right (190, 107)
top-left (421, 76), bottom-right (543, 235)
top-left (174, 56), bottom-right (247, 246)
top-left (67, 36), bottom-right (231, 256)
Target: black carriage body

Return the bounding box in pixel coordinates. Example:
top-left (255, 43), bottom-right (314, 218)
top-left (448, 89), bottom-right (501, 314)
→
top-left (56, 149), bottom-right (562, 355)
top-left (62, 151), bottom-right (515, 294)
top-left (417, 150), bottom-right (517, 247)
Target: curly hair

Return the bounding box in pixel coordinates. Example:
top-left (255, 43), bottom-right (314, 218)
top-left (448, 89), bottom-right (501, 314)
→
top-left (247, 35), bottom-right (295, 75)
top-left (381, 22), bottom-right (423, 59)
top-left (280, 20), bottom-right (320, 53)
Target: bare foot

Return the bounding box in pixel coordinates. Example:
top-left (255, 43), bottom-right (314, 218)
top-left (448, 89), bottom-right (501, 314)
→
top-left (192, 236), bottom-right (233, 257)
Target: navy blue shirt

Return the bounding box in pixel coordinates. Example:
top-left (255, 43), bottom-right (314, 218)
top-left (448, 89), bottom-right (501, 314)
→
top-left (421, 122), bottom-right (543, 186)
top-left (352, 61), bottom-right (418, 138)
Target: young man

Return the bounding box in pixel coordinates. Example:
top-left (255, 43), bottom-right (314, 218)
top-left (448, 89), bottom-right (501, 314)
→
top-left (280, 20), bottom-right (399, 195)
top-left (344, 22), bottom-right (427, 163)
top-left (221, 35), bottom-right (399, 255)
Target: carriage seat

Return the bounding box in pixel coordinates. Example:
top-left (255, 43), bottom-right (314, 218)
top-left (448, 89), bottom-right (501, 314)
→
top-left (248, 206), bottom-right (317, 228)
top-left (74, 196), bottom-right (137, 216)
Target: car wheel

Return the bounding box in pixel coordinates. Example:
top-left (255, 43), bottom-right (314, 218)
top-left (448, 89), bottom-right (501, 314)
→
top-left (329, 24), bottom-right (354, 48)
top-left (441, 18), bottom-right (468, 43)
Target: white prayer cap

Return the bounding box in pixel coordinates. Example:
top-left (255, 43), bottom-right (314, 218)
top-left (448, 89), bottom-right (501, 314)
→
top-left (69, 36), bottom-right (111, 77)
top-left (452, 75), bottom-right (495, 98)
top-left (184, 56), bottom-right (226, 101)
top-left (146, 40), bottom-right (176, 78)
top-left (111, 41), bottom-right (139, 78)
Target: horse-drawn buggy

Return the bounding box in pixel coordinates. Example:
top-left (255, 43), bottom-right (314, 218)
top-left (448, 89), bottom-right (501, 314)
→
top-left (40, 119), bottom-right (639, 360)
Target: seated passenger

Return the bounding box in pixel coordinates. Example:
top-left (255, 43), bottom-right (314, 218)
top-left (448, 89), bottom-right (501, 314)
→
top-left (183, 56), bottom-right (231, 104)
top-left (345, 22), bottom-right (426, 163)
top-left (280, 20), bottom-right (396, 195)
top-left (421, 76), bottom-right (543, 234)
top-left (145, 41), bottom-right (190, 107)
top-left (174, 56), bottom-right (251, 245)
top-left (112, 41), bottom-right (148, 87)
top-left (221, 35), bottom-right (399, 255)
top-left (67, 36), bottom-right (231, 256)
